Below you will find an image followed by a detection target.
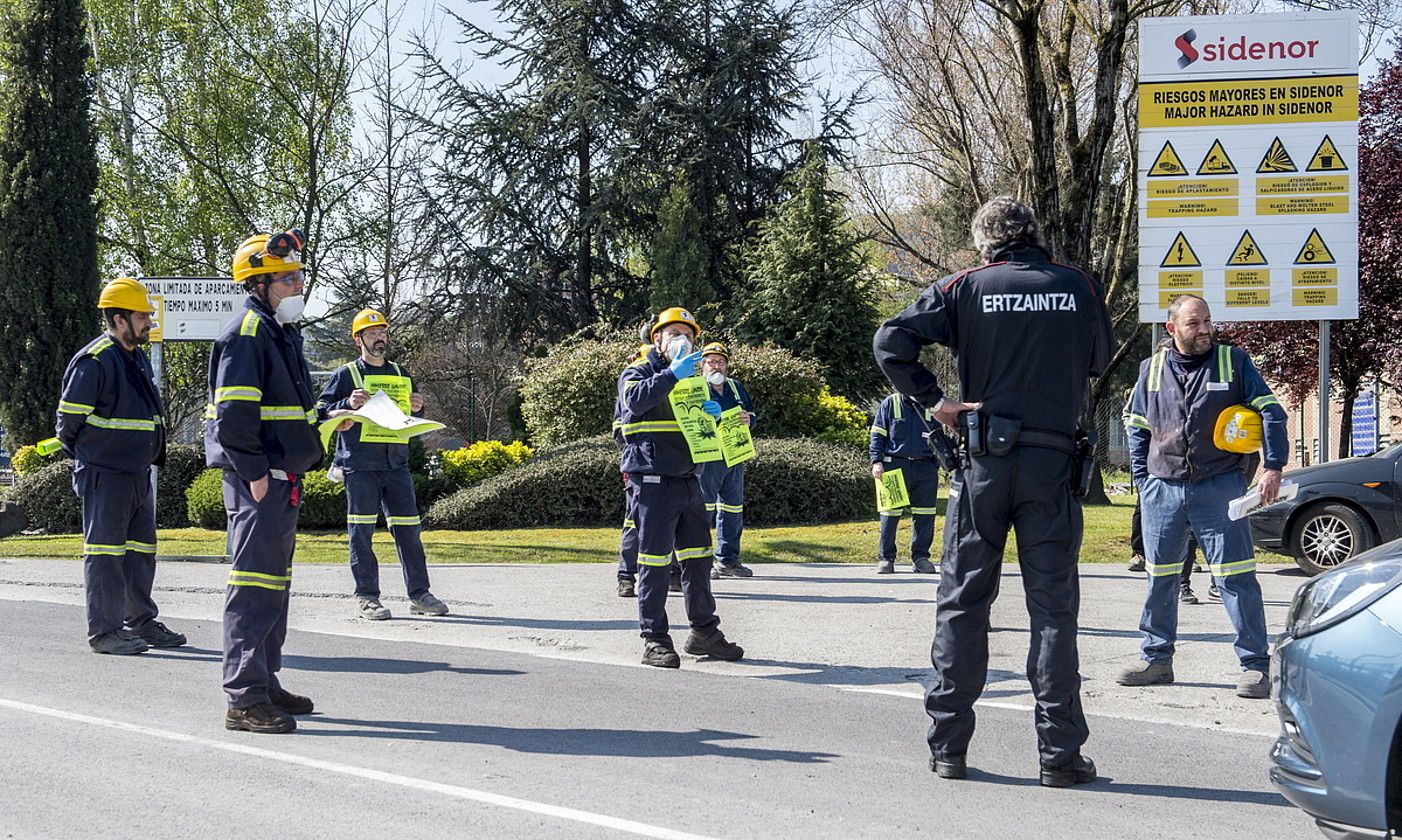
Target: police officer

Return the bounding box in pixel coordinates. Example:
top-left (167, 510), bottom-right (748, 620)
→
top-left (56, 277), bottom-right (185, 655)
top-left (616, 307), bottom-right (744, 667)
top-left (869, 392), bottom-right (940, 575)
top-left (697, 342), bottom-right (756, 579)
top-left (1118, 294), bottom-right (1287, 700)
top-left (207, 229), bottom-right (322, 734)
top-left (317, 309), bottom-right (448, 621)
top-left (873, 196), bottom-right (1111, 786)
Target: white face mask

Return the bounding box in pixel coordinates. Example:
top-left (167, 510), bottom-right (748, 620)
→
top-left (274, 293), bottom-right (305, 324)
top-left (666, 336), bottom-right (692, 362)
top-left (707, 371), bottom-right (726, 386)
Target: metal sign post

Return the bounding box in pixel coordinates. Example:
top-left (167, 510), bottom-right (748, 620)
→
top-left (1318, 320), bottom-right (1330, 462)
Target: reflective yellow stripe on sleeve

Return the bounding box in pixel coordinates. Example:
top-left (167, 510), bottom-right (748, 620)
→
top-left (239, 311), bottom-right (261, 337)
top-left (215, 386), bottom-right (263, 403)
top-left (1147, 351), bottom-right (1166, 392)
top-left (58, 400), bottom-right (94, 415)
top-left (1251, 395), bottom-right (1280, 410)
top-left (620, 420), bottom-right (682, 436)
top-left (1126, 413), bottom-right (1152, 431)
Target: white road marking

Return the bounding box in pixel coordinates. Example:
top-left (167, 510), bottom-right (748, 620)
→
top-left (0, 697), bottom-right (721, 840)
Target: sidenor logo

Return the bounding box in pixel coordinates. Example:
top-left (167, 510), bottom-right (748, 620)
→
top-left (1172, 28), bottom-right (1321, 67)
top-left (1176, 29), bottom-right (1199, 68)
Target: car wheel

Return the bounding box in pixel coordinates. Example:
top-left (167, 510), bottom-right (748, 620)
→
top-left (1291, 503), bottom-right (1375, 576)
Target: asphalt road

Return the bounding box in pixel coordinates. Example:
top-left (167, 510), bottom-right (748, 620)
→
top-left (0, 562), bottom-right (1315, 840)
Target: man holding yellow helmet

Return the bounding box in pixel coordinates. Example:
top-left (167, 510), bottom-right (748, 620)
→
top-left (316, 308), bottom-right (447, 621)
top-left (55, 277), bottom-right (184, 655)
top-left (1118, 294), bottom-right (1287, 700)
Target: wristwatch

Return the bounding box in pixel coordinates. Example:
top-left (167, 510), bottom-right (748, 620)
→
top-left (930, 397), bottom-right (947, 415)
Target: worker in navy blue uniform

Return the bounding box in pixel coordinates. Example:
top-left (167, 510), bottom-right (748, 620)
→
top-left (869, 393), bottom-right (940, 575)
top-left (613, 387), bottom-right (681, 598)
top-left (873, 196), bottom-right (1112, 787)
top-left (698, 342), bottom-right (757, 579)
top-left (1117, 295), bottom-right (1287, 700)
top-left (207, 229), bottom-right (322, 734)
top-left (55, 277), bottom-right (185, 655)
top-left (317, 308), bottom-right (448, 621)
top-left (616, 307), bottom-right (744, 668)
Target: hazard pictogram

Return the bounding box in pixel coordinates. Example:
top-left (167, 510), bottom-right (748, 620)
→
top-left (1294, 229), bottom-right (1336, 264)
top-left (1197, 140), bottom-right (1237, 175)
top-left (1148, 141), bottom-right (1189, 177)
top-left (1227, 230), bottom-right (1268, 266)
top-left (1160, 232), bottom-right (1202, 268)
top-left (1306, 135), bottom-right (1348, 172)
top-left (1257, 137), bottom-right (1297, 173)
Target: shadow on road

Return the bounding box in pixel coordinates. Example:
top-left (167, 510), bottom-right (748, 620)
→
top-left (283, 654), bottom-right (525, 677)
top-left (303, 717), bottom-right (840, 763)
top-left (713, 591), bottom-right (935, 606)
top-left (394, 614), bottom-right (637, 632)
top-left (959, 769), bottom-right (1292, 807)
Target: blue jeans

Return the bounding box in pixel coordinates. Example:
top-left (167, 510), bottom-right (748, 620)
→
top-left (699, 461), bottom-right (745, 567)
top-left (1137, 471), bottom-right (1269, 672)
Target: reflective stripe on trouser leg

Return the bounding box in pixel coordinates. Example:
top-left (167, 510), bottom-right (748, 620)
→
top-left (381, 468), bottom-right (430, 599)
top-left (906, 460), bottom-right (940, 565)
top-left (1137, 475), bottom-right (1189, 663)
top-left (714, 463), bottom-right (745, 566)
top-left (1186, 470), bottom-right (1267, 670)
top-left (76, 466), bottom-right (159, 641)
top-left (633, 474), bottom-right (719, 640)
top-left (344, 470), bottom-right (382, 598)
top-left (222, 470), bottom-right (298, 709)
top-left (618, 479), bottom-right (639, 582)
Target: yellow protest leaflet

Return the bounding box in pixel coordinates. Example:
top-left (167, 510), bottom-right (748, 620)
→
top-left (667, 375), bottom-right (723, 463)
top-left (719, 407), bottom-right (756, 467)
top-left (319, 390), bottom-right (443, 452)
top-left (875, 468), bottom-right (910, 513)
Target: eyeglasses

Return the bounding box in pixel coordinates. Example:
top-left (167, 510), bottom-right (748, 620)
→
top-left (268, 270), bottom-right (305, 286)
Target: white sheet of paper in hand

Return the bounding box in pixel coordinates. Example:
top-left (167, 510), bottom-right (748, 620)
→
top-left (357, 390), bottom-right (417, 429)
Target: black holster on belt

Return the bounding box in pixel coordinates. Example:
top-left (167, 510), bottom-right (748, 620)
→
top-left (924, 427), bottom-right (961, 473)
top-left (1071, 430), bottom-right (1097, 499)
top-left (961, 411), bottom-right (1021, 458)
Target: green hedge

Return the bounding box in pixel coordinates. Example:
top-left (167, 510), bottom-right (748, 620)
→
top-left (187, 468), bottom-right (226, 529)
top-left (156, 445), bottom-right (206, 528)
top-left (425, 435), bottom-right (871, 530)
top-left (12, 460), bottom-right (82, 533)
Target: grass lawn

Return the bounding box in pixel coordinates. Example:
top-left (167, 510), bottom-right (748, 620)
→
top-left (0, 495), bottom-right (1201, 565)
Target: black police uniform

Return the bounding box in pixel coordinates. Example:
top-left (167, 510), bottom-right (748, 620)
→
top-left (206, 297), bottom-right (322, 710)
top-left (56, 333), bottom-right (167, 643)
top-left (873, 239), bottom-right (1112, 769)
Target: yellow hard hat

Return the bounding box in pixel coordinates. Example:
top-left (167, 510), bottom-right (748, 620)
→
top-left (352, 308), bottom-right (389, 336)
top-left (1214, 405), bottom-right (1263, 453)
top-left (97, 277), bottom-right (155, 313)
top-left (231, 229), bottom-right (305, 285)
top-left (700, 341), bottom-right (729, 360)
top-left (642, 307), bottom-right (701, 342)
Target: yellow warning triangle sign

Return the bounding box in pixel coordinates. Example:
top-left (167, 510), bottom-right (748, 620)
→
top-left (1306, 135), bottom-right (1348, 172)
top-left (1160, 232), bottom-right (1201, 268)
top-left (1257, 137), bottom-right (1297, 173)
top-left (1196, 140), bottom-right (1237, 175)
top-left (1294, 229), bottom-right (1336, 264)
top-left (1148, 141), bottom-right (1189, 177)
top-left (1227, 230), bottom-right (1268, 266)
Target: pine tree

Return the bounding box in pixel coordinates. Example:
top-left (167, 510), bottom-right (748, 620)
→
top-left (648, 175), bottom-right (712, 313)
top-left (0, 0), bottom-right (101, 445)
top-left (736, 141), bottom-right (880, 398)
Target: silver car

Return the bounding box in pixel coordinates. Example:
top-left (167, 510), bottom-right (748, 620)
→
top-left (1271, 543), bottom-right (1402, 839)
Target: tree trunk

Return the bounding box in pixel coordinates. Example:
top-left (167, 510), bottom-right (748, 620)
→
top-left (1338, 390), bottom-right (1355, 459)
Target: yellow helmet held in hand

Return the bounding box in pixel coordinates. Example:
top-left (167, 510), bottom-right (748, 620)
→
top-left (97, 277), bottom-right (155, 313)
top-left (642, 306), bottom-right (701, 342)
top-left (351, 308), bottom-right (389, 336)
top-left (1214, 405), bottom-right (1263, 453)
top-left (231, 229), bottom-right (305, 285)
top-left (700, 341), bottom-right (729, 360)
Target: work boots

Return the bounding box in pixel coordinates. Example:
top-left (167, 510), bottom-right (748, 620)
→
top-left (270, 686), bottom-right (315, 716)
top-left (410, 592), bottom-right (450, 616)
top-left (1040, 754), bottom-right (1097, 788)
top-left (1116, 659), bottom-right (1174, 686)
top-left (683, 628), bottom-right (744, 661)
top-left (134, 621), bottom-right (186, 648)
top-left (90, 630), bottom-right (148, 656)
top-left (912, 558), bottom-right (937, 574)
top-left (617, 579), bottom-right (636, 598)
top-left (642, 640), bottom-right (681, 669)
top-left (225, 702), bottom-right (295, 734)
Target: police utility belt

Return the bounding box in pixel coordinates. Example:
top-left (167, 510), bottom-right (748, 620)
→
top-left (925, 410), bottom-right (1096, 499)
